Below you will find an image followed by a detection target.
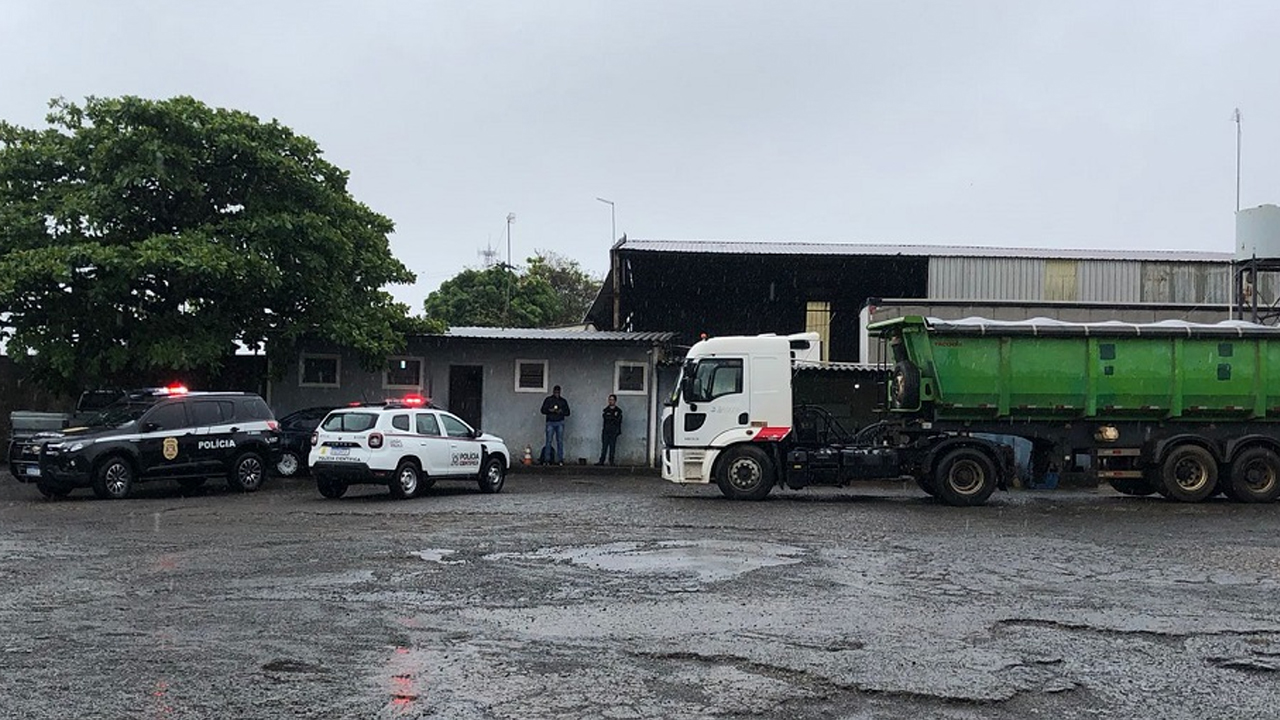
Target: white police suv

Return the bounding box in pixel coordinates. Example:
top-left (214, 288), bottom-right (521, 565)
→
top-left (308, 396), bottom-right (510, 499)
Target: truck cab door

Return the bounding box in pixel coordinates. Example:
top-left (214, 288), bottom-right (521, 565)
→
top-left (676, 357), bottom-right (749, 447)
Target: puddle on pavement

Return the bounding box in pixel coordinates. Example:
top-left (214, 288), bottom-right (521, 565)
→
top-left (486, 540), bottom-right (806, 582)
top-left (410, 549), bottom-right (465, 565)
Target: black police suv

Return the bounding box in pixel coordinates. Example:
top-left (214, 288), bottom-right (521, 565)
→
top-left (17, 387), bottom-right (281, 500)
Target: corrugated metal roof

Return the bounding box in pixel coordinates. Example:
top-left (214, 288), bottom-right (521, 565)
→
top-left (441, 327), bottom-right (674, 342)
top-left (618, 239), bottom-right (1233, 263)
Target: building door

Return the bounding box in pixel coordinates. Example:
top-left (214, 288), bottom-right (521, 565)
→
top-left (448, 365), bottom-right (484, 430)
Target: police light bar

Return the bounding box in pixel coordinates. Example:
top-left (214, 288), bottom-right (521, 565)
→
top-left (401, 394), bottom-right (427, 406)
top-left (160, 384), bottom-right (189, 395)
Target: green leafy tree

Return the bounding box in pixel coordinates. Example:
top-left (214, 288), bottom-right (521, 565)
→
top-left (423, 251), bottom-right (602, 328)
top-left (525, 250), bottom-right (603, 327)
top-left (0, 96), bottom-right (427, 392)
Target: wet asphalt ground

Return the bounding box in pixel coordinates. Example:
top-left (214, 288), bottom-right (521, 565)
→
top-left (2, 469), bottom-right (1280, 719)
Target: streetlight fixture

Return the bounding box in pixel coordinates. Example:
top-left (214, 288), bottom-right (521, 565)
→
top-left (595, 197), bottom-right (616, 242)
top-left (505, 212), bottom-right (515, 327)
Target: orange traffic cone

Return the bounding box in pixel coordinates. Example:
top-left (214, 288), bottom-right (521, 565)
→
top-left (523, 445), bottom-right (533, 465)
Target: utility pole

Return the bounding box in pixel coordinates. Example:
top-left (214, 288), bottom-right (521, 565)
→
top-left (505, 212), bottom-right (515, 327)
top-left (1233, 108), bottom-right (1242, 213)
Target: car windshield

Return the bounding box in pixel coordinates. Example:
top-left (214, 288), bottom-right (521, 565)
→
top-left (81, 400), bottom-right (155, 428)
top-left (320, 412), bottom-right (378, 432)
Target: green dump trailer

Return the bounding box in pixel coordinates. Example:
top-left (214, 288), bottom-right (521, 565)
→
top-left (870, 316), bottom-right (1280, 505)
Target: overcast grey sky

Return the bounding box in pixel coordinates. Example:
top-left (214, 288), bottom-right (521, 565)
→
top-left (4, 1), bottom-right (1279, 307)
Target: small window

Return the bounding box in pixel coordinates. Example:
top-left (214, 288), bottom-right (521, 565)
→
top-left (300, 354), bottom-right (341, 388)
top-left (440, 414), bottom-right (473, 438)
top-left (143, 402), bottom-right (189, 432)
top-left (416, 413), bottom-right (441, 436)
top-left (515, 359), bottom-right (548, 393)
top-left (805, 301), bottom-right (831, 362)
top-left (321, 412), bottom-right (378, 432)
top-left (391, 414), bottom-right (410, 432)
top-left (384, 357), bottom-right (423, 389)
top-left (190, 401), bottom-right (224, 426)
top-left (1099, 344), bottom-right (1116, 361)
top-left (240, 397), bottom-right (272, 420)
top-left (615, 362), bottom-right (647, 395)
top-left (688, 359), bottom-right (744, 403)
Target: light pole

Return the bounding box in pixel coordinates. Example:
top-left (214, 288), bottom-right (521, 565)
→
top-left (596, 197), bottom-right (616, 242)
top-left (505, 212), bottom-right (515, 327)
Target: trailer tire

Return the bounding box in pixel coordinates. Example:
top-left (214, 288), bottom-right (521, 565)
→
top-left (893, 362), bottom-right (920, 410)
top-left (716, 446), bottom-right (774, 501)
top-left (1158, 445), bottom-right (1217, 503)
top-left (1228, 447), bottom-right (1280, 503)
top-left (1108, 478), bottom-right (1156, 497)
top-left (933, 448), bottom-right (997, 506)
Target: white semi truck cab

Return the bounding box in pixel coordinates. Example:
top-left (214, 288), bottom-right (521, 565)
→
top-left (662, 332), bottom-right (819, 493)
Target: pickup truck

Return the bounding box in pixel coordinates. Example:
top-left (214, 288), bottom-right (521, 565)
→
top-left (7, 390), bottom-right (126, 479)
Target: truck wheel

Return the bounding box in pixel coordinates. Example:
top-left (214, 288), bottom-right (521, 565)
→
top-left (477, 456), bottom-right (506, 494)
top-left (92, 457), bottom-right (135, 500)
top-left (316, 477), bottom-right (348, 499)
top-left (716, 446), bottom-right (775, 501)
top-left (933, 448), bottom-right (997, 506)
top-left (1228, 447), bottom-right (1280, 503)
top-left (228, 452), bottom-right (266, 492)
top-left (390, 460), bottom-right (421, 499)
top-left (893, 362), bottom-right (920, 409)
top-left (1108, 478), bottom-right (1156, 496)
top-left (1159, 445), bottom-right (1217, 503)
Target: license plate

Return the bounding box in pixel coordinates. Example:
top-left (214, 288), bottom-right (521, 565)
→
top-left (326, 447), bottom-right (350, 456)
top-left (24, 466), bottom-right (40, 477)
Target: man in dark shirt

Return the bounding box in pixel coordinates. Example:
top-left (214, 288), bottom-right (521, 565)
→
top-left (597, 394), bottom-right (622, 466)
top-left (540, 385), bottom-right (570, 465)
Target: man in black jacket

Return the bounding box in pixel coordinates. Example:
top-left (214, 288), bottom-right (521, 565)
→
top-left (540, 385), bottom-right (570, 465)
top-left (597, 394), bottom-right (622, 466)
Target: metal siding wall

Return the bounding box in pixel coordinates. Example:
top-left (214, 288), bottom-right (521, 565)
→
top-left (1141, 262), bottom-right (1234, 304)
top-left (929, 257), bottom-right (1044, 300)
top-left (1078, 261), bottom-right (1141, 303)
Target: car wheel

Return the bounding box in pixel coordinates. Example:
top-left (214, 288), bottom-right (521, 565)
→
top-left (933, 447), bottom-right (998, 507)
top-left (317, 477), bottom-right (348, 499)
top-left (36, 479), bottom-right (71, 499)
top-left (715, 445), bottom-right (774, 500)
top-left (228, 452), bottom-right (266, 492)
top-left (478, 456), bottom-right (506, 494)
top-left (276, 450), bottom-right (302, 477)
top-left (92, 457), bottom-right (134, 500)
top-left (390, 460), bottom-right (420, 499)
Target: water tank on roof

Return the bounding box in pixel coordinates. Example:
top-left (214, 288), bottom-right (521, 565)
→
top-left (1236, 204), bottom-right (1280, 261)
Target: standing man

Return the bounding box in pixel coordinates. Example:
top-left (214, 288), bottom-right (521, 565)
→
top-left (597, 394), bottom-right (622, 466)
top-left (540, 385), bottom-right (570, 465)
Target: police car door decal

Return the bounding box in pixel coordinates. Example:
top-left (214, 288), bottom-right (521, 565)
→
top-left (440, 415), bottom-right (481, 471)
